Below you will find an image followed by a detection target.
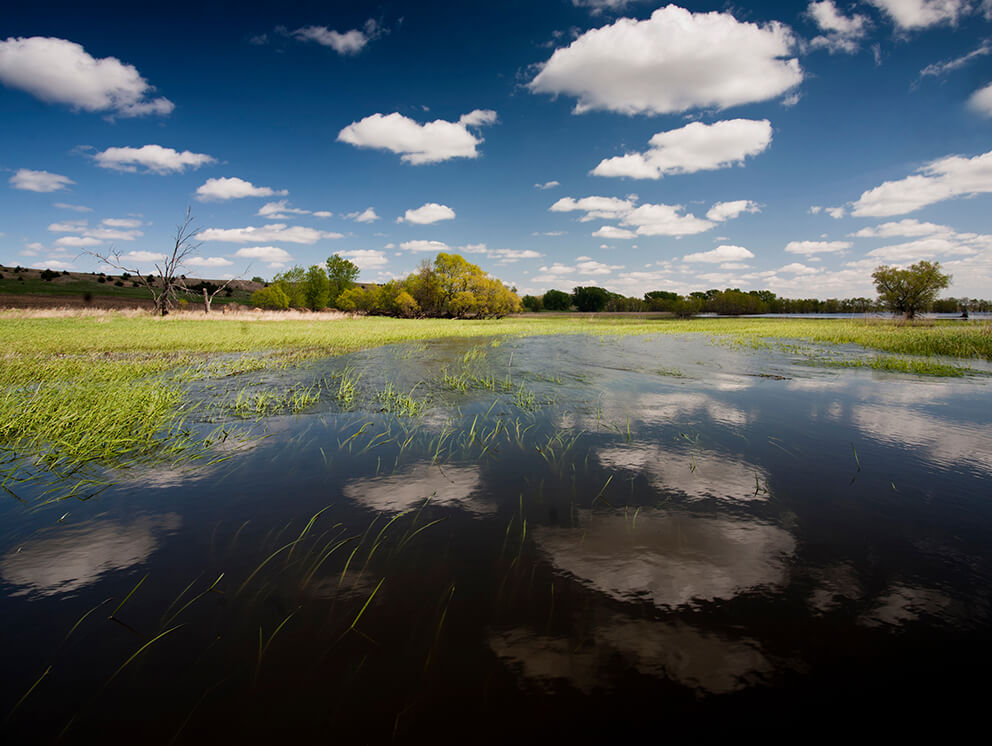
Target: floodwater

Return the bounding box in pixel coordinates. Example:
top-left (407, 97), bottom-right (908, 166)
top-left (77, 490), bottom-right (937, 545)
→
top-left (2, 334), bottom-right (992, 741)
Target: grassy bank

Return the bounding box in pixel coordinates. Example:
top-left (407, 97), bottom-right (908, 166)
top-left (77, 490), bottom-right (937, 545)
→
top-left (1, 311), bottom-right (990, 486)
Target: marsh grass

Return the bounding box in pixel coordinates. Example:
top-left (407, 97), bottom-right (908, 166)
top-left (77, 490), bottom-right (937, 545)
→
top-left (3, 313), bottom-right (990, 480)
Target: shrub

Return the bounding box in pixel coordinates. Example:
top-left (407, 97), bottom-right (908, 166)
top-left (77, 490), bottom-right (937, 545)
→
top-left (250, 284), bottom-right (291, 309)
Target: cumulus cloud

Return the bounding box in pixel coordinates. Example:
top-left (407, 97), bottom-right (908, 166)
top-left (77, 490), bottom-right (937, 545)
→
top-left (256, 200), bottom-right (312, 218)
top-left (621, 204), bottom-right (714, 236)
top-left (121, 250), bottom-right (166, 262)
top-left (549, 195), bottom-right (636, 221)
top-left (593, 120), bottom-right (772, 179)
top-left (54, 202), bottom-right (91, 212)
top-left (706, 200), bottom-right (762, 222)
top-left (93, 145), bottom-right (215, 174)
top-left (850, 219), bottom-right (950, 237)
top-left (968, 82), bottom-right (992, 117)
top-left (185, 256), bottom-right (233, 268)
top-left (398, 202), bottom-right (456, 224)
top-left (338, 249), bottom-right (387, 269)
top-left (850, 149), bottom-right (992, 217)
top-left (535, 180), bottom-right (560, 189)
top-left (592, 225), bottom-right (637, 239)
top-left (197, 224), bottom-right (340, 244)
top-left (778, 262), bottom-right (819, 274)
top-left (398, 239), bottom-right (452, 253)
top-left (682, 245), bottom-right (755, 263)
top-left (784, 240), bottom-right (852, 254)
top-left (528, 6), bottom-right (802, 115)
top-left (9, 169), bottom-right (74, 192)
top-left (102, 218), bottom-right (142, 228)
top-left (551, 194), bottom-right (728, 237)
top-left (572, 0), bottom-right (633, 13)
top-left (292, 19), bottom-right (380, 55)
top-left (866, 235), bottom-right (983, 261)
top-left (866, 0), bottom-right (968, 29)
top-left (347, 207), bottom-right (379, 223)
top-left (825, 206), bottom-right (847, 219)
top-left (0, 36), bottom-right (173, 117)
top-left (233, 246), bottom-right (293, 267)
top-left (807, 1), bottom-right (870, 53)
top-left (488, 249), bottom-right (543, 261)
top-left (195, 177), bottom-right (289, 201)
top-left (54, 236), bottom-right (102, 247)
top-left (337, 109), bottom-right (497, 164)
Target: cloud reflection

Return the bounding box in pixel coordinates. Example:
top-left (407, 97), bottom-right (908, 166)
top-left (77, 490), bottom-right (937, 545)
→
top-left (1, 513), bottom-right (181, 597)
top-left (342, 463), bottom-right (488, 514)
top-left (534, 509), bottom-right (794, 609)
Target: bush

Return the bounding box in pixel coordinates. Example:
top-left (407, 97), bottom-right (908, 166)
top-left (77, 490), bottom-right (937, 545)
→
top-left (97, 276), bottom-right (106, 284)
top-left (40, 268), bottom-right (59, 281)
top-left (114, 280), bottom-right (124, 287)
top-left (250, 284), bottom-right (291, 309)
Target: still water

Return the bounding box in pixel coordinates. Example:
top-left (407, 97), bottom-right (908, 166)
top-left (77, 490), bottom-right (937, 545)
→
top-left (2, 334), bottom-right (991, 741)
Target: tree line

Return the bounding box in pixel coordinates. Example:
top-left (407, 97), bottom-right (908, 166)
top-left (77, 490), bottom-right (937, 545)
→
top-left (251, 252), bottom-right (522, 318)
top-left (521, 262), bottom-right (987, 317)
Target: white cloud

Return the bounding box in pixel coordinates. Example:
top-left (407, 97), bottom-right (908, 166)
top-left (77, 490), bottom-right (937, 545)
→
top-left (785, 240), bottom-right (852, 254)
top-left (968, 82), bottom-right (992, 117)
top-left (233, 246), bottom-right (293, 267)
top-left (54, 236), bottom-right (102, 247)
top-left (621, 204), bottom-right (714, 236)
top-left (312, 211), bottom-right (333, 218)
top-left (292, 20), bottom-right (379, 55)
top-left (398, 239), bottom-right (452, 253)
top-left (102, 217), bottom-right (142, 228)
top-left (93, 145), bottom-right (215, 174)
top-left (807, 1), bottom-right (870, 53)
top-left (85, 227), bottom-right (142, 241)
top-left (592, 226), bottom-right (637, 239)
top-left (576, 260), bottom-right (623, 274)
top-left (825, 206), bottom-right (847, 219)
top-left (549, 195), bottom-right (635, 221)
top-left (706, 200), bottom-right (762, 222)
top-left (195, 177), bottom-right (289, 201)
top-left (593, 120), bottom-right (773, 179)
top-left (778, 262), bottom-right (819, 274)
top-left (398, 202), bottom-right (456, 224)
top-left (47, 220), bottom-right (87, 233)
top-left (572, 0), bottom-right (633, 12)
top-left (919, 41), bottom-right (992, 78)
top-left (488, 249), bottom-right (543, 261)
top-left (0, 36), bottom-right (173, 117)
top-left (535, 180), bottom-right (560, 190)
top-left (53, 202), bottom-right (91, 212)
top-left (121, 250), bottom-right (165, 262)
top-left (337, 110), bottom-right (497, 164)
top-left (851, 149), bottom-right (992, 217)
top-left (528, 6), bottom-right (802, 115)
top-left (809, 205), bottom-right (823, 214)
top-left (682, 245), bottom-right (756, 263)
top-left (256, 200), bottom-right (311, 218)
top-left (9, 169), bottom-right (74, 192)
top-left (337, 249), bottom-right (388, 269)
top-left (851, 219), bottom-right (950, 237)
top-left (866, 0), bottom-right (968, 29)
top-left (197, 224), bottom-right (340, 244)
top-left (347, 207), bottom-right (379, 223)
top-left (866, 235), bottom-right (982, 261)
top-left (185, 256), bottom-right (233, 268)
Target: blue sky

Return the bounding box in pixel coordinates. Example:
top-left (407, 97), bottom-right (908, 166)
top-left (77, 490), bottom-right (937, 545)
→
top-left (2, 0), bottom-right (991, 299)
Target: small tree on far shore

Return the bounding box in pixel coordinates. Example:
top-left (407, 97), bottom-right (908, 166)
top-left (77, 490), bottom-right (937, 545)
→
top-left (872, 260), bottom-right (950, 320)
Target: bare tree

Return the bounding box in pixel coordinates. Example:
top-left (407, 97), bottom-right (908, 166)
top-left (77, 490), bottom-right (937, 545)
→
top-left (87, 206), bottom-right (246, 315)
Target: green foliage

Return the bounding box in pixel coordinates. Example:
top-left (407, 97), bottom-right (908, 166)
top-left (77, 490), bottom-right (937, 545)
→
top-left (872, 260), bottom-right (951, 319)
top-left (571, 286), bottom-right (609, 312)
top-left (40, 268), bottom-right (59, 281)
top-left (326, 254), bottom-right (360, 306)
top-left (251, 276), bottom-right (265, 284)
top-left (250, 284), bottom-right (291, 309)
top-left (303, 264), bottom-right (331, 310)
top-left (394, 290), bottom-right (420, 318)
top-left (521, 294), bottom-right (543, 312)
top-left (542, 289), bottom-right (571, 311)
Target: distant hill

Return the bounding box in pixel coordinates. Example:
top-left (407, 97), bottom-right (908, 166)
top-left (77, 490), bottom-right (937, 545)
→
top-left (0, 264), bottom-right (264, 309)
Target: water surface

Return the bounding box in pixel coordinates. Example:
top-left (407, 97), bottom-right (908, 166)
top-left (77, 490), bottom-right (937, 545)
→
top-left (2, 333), bottom-right (991, 740)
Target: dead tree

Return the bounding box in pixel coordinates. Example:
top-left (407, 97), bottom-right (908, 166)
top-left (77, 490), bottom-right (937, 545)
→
top-left (87, 207), bottom-right (247, 316)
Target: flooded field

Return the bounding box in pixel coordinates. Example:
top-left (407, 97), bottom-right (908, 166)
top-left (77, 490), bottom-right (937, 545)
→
top-left (3, 333), bottom-right (992, 741)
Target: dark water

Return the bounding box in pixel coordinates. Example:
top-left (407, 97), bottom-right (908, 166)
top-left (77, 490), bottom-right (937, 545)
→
top-left (3, 334), bottom-right (992, 741)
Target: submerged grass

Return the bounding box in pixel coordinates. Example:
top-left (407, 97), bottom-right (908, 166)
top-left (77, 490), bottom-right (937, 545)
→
top-left (2, 312), bottom-right (990, 479)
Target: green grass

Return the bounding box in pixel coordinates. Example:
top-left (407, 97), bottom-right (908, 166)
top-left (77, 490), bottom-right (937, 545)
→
top-left (0, 276), bottom-right (253, 304)
top-left (1, 313), bottom-right (990, 480)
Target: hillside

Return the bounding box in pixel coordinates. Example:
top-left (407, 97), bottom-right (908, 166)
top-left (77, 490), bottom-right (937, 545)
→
top-left (0, 264), bottom-right (263, 309)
